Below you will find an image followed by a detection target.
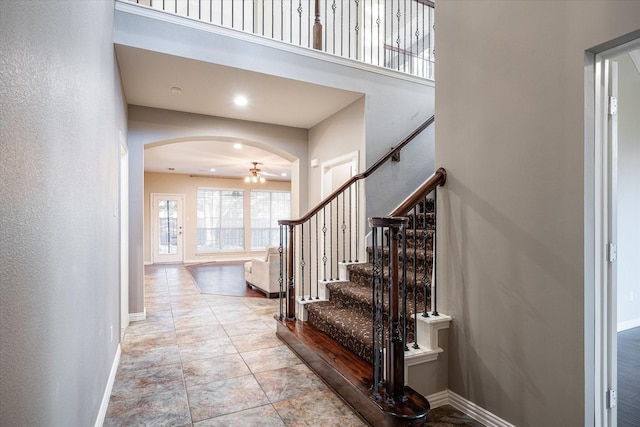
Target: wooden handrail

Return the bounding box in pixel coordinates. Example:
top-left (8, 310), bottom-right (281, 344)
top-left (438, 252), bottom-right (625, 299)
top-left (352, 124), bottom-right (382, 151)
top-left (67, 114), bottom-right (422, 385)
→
top-left (280, 115), bottom-right (435, 226)
top-left (389, 167), bottom-right (446, 217)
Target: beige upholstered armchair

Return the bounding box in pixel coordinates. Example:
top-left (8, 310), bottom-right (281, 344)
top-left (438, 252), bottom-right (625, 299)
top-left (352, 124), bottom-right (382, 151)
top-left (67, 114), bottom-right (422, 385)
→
top-left (244, 246), bottom-right (282, 298)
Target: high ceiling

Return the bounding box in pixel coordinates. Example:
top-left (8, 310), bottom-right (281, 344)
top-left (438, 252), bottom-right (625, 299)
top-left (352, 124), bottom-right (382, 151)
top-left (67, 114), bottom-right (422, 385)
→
top-left (115, 45), bottom-right (363, 180)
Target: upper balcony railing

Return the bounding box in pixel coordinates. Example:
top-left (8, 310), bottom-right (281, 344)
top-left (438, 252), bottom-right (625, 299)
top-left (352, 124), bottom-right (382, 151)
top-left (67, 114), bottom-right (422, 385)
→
top-left (124, 0), bottom-right (435, 80)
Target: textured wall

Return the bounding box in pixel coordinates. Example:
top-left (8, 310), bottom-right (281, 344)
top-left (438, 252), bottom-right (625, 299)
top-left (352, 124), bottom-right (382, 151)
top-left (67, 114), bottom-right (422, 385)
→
top-left (436, 2), bottom-right (640, 426)
top-left (0, 1), bottom-right (124, 425)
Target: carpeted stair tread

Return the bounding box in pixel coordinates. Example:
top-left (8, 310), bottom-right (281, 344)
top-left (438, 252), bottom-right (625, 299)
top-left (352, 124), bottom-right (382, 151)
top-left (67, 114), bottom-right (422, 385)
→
top-left (327, 280), bottom-right (429, 316)
top-left (306, 301), bottom-right (374, 361)
top-left (347, 263), bottom-right (432, 290)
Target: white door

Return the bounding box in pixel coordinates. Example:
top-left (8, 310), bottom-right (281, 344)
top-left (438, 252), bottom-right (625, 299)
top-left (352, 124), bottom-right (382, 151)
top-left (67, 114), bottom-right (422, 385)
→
top-left (151, 194), bottom-right (184, 263)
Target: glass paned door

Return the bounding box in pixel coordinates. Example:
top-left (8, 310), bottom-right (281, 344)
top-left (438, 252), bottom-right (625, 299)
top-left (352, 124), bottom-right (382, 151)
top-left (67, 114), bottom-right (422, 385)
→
top-left (152, 194), bottom-right (184, 263)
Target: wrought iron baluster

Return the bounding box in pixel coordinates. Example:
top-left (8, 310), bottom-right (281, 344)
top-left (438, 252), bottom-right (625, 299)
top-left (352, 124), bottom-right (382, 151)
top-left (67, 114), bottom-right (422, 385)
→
top-left (412, 204), bottom-right (419, 348)
top-left (287, 225), bottom-right (295, 319)
top-left (376, 0), bottom-right (380, 66)
top-left (371, 225), bottom-right (382, 399)
top-left (347, 0), bottom-right (351, 58)
top-left (402, 225), bottom-right (408, 352)
top-left (316, 214), bottom-right (319, 298)
top-left (271, 0), bottom-right (274, 38)
top-left (308, 0), bottom-right (311, 48)
top-left (308, 216), bottom-right (313, 298)
top-left (323, 0), bottom-right (327, 51)
top-left (369, 0), bottom-right (373, 64)
top-left (301, 223), bottom-right (305, 301)
top-left (354, 0), bottom-right (359, 60)
top-left (422, 198), bottom-right (430, 318)
top-left (348, 184), bottom-right (353, 262)
top-left (322, 206), bottom-right (327, 281)
top-left (355, 179), bottom-right (359, 262)
top-left (432, 187), bottom-right (439, 316)
top-left (297, 1), bottom-right (303, 45)
top-left (396, 1), bottom-right (401, 71)
top-left (331, 0), bottom-right (336, 54)
top-left (335, 196), bottom-right (339, 278)
top-left (342, 191), bottom-right (346, 263)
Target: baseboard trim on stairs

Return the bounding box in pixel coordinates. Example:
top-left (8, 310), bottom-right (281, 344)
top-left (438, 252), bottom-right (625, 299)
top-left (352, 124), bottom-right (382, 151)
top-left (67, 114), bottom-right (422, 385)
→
top-left (426, 390), bottom-right (516, 427)
top-left (95, 344), bottom-right (121, 427)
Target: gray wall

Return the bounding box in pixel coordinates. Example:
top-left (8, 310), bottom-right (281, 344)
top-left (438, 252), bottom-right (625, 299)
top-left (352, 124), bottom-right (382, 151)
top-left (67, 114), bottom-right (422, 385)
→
top-left (0, 1), bottom-right (125, 426)
top-left (616, 52), bottom-right (640, 329)
top-left (435, 2), bottom-right (640, 426)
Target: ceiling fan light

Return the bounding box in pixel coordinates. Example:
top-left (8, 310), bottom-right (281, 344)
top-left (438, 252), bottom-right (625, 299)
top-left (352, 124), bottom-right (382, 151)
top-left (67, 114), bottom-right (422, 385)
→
top-left (259, 177), bottom-right (266, 183)
top-left (244, 176), bottom-right (251, 183)
top-left (252, 176), bottom-right (258, 183)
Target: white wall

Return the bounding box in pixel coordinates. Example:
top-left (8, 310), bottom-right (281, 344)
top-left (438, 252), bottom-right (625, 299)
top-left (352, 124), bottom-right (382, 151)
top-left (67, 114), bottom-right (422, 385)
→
top-left (0, 1), bottom-right (125, 425)
top-left (436, 2), bottom-right (640, 426)
top-left (616, 52), bottom-right (640, 330)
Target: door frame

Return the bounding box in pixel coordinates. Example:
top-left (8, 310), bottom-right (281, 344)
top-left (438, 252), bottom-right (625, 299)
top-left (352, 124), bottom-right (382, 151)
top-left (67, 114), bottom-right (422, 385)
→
top-left (591, 35), bottom-right (640, 427)
top-left (150, 193), bottom-right (185, 264)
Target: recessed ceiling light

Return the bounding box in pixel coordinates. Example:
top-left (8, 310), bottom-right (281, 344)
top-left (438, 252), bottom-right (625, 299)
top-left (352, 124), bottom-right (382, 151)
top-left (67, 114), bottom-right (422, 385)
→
top-left (210, 168), bottom-right (216, 172)
top-left (233, 143), bottom-right (242, 150)
top-left (281, 172), bottom-right (287, 177)
top-left (234, 95), bottom-right (248, 107)
top-left (170, 86), bottom-right (182, 95)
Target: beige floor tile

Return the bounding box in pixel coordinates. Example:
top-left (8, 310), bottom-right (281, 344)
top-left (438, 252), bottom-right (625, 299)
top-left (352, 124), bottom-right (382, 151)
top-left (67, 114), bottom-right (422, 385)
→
top-left (182, 353), bottom-right (251, 388)
top-left (193, 404), bottom-right (285, 427)
top-left (186, 374), bottom-right (270, 422)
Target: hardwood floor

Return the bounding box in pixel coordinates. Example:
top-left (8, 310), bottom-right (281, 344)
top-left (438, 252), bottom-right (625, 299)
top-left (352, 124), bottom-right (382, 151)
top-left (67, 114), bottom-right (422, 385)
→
top-left (186, 262), bottom-right (265, 298)
top-left (618, 326), bottom-right (640, 427)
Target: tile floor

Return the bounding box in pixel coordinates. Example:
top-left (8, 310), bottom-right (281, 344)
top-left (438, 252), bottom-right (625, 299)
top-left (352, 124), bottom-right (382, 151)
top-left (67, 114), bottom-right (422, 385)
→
top-left (104, 264), bottom-right (366, 426)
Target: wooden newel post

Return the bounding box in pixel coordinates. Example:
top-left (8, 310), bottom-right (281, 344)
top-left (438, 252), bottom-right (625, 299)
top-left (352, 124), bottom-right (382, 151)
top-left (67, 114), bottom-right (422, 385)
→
top-left (386, 218), bottom-right (407, 402)
top-left (287, 224), bottom-right (296, 320)
top-left (313, 0), bottom-right (322, 50)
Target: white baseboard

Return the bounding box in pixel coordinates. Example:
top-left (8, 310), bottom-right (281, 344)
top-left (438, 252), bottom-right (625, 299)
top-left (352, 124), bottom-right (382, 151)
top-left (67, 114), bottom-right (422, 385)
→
top-left (426, 389), bottom-right (515, 427)
top-left (129, 310), bottom-right (146, 322)
top-left (425, 390), bottom-right (449, 408)
top-left (618, 317), bottom-right (640, 332)
top-left (95, 344), bottom-right (121, 427)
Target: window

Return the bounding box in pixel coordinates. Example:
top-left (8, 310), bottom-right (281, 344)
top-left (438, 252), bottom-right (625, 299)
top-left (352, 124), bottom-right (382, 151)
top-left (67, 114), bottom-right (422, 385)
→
top-left (250, 190), bottom-right (291, 250)
top-left (197, 188), bottom-right (244, 251)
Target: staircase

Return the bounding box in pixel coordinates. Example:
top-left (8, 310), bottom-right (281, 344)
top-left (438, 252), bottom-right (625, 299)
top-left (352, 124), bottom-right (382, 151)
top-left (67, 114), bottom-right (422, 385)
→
top-left (305, 199), bottom-right (435, 364)
top-left (275, 116), bottom-right (448, 426)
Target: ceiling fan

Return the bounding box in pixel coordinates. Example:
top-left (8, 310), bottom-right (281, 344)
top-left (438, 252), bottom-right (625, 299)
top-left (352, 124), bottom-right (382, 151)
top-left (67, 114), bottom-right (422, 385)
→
top-left (245, 161), bottom-right (269, 183)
